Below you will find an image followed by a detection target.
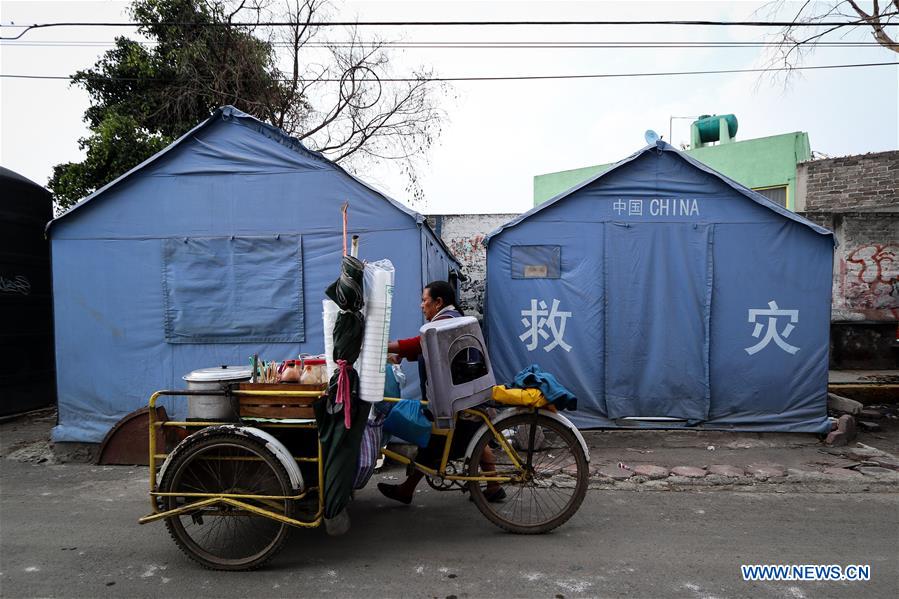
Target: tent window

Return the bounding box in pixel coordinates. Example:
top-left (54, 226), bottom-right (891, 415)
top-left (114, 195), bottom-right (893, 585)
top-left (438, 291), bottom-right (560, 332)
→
top-left (511, 245), bottom-right (561, 279)
top-left (163, 235), bottom-right (303, 343)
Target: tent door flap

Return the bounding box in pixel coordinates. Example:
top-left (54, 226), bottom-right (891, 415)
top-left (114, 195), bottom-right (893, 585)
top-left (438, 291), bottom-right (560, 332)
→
top-left (604, 223), bottom-right (712, 421)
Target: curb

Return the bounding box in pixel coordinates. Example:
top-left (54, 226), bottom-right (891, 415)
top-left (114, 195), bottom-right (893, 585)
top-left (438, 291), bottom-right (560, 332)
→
top-left (585, 470), bottom-right (899, 493)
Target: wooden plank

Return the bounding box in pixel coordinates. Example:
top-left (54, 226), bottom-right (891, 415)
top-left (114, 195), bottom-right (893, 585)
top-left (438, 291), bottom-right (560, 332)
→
top-left (236, 383), bottom-right (326, 392)
top-left (241, 405), bottom-right (316, 419)
top-left (239, 395), bottom-right (319, 406)
top-left (827, 384), bottom-right (899, 405)
top-left (235, 383), bottom-right (325, 418)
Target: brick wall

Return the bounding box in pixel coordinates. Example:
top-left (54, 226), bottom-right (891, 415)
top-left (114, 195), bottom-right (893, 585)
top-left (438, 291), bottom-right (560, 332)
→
top-left (427, 214), bottom-right (517, 320)
top-left (799, 150), bottom-right (899, 212)
top-left (799, 150), bottom-right (899, 323)
top-left (799, 212), bottom-right (899, 322)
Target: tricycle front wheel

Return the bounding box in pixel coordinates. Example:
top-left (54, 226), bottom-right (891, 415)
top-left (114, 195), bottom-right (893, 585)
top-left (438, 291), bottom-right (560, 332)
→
top-left (467, 413), bottom-right (588, 534)
top-left (159, 431), bottom-right (295, 570)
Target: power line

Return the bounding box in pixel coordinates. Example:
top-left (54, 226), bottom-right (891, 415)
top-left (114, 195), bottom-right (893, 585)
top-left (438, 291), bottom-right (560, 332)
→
top-left (2, 16), bottom-right (897, 40)
top-left (2, 60), bottom-right (896, 83)
top-left (1, 40), bottom-right (890, 49)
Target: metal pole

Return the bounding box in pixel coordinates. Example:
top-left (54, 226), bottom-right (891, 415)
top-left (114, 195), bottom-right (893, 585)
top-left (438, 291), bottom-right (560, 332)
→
top-left (669, 115), bottom-right (700, 147)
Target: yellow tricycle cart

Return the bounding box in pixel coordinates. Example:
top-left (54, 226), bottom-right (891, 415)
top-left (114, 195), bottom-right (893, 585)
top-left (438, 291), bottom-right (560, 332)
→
top-left (140, 318), bottom-right (590, 571)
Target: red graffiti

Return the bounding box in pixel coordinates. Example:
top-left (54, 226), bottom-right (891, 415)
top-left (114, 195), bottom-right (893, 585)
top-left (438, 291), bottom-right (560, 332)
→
top-left (843, 244), bottom-right (899, 319)
top-left (448, 234), bottom-right (486, 258)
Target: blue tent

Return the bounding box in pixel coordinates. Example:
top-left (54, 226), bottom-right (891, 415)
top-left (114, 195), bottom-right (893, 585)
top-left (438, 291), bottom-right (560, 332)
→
top-left (47, 106), bottom-right (458, 442)
top-left (485, 141), bottom-right (834, 432)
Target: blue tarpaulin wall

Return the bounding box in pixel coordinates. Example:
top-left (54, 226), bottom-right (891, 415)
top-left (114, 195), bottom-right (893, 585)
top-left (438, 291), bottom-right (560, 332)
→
top-left (485, 141), bottom-right (834, 432)
top-left (47, 106), bottom-right (458, 442)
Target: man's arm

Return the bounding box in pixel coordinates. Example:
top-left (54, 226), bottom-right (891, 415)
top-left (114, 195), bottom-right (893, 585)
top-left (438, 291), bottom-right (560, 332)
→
top-left (388, 336), bottom-right (422, 362)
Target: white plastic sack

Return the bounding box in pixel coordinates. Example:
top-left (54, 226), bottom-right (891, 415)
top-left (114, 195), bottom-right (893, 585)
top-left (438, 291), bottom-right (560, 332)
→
top-left (322, 299), bottom-right (339, 378)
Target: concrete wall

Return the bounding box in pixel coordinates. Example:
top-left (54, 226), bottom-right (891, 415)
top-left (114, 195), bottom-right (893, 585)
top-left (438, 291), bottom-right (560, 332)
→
top-left (428, 214), bottom-right (517, 320)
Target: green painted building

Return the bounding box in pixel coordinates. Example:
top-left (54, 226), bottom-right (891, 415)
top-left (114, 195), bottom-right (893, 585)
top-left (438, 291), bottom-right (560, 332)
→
top-left (534, 129), bottom-right (811, 211)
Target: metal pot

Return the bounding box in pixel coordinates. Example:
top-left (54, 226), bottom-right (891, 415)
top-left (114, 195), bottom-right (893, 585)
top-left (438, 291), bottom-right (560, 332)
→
top-left (183, 365), bottom-right (252, 420)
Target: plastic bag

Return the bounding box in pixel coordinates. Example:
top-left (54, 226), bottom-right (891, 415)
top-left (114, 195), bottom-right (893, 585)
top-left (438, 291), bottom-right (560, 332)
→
top-left (382, 399), bottom-right (432, 448)
top-left (353, 412), bottom-right (385, 490)
top-left (358, 259), bottom-right (395, 402)
top-left (383, 362), bottom-right (402, 400)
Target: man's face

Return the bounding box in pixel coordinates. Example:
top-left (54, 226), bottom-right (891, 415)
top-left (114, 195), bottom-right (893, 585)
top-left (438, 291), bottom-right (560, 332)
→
top-left (421, 288), bottom-right (443, 321)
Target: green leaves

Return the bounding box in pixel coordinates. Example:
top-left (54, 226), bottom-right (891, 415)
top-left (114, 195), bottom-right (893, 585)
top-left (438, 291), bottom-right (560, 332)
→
top-left (50, 111), bottom-right (173, 210)
top-left (50, 0), bottom-right (283, 209)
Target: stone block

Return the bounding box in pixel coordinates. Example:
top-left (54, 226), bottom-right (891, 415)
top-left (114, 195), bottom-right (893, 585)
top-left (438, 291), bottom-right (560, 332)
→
top-left (870, 455), bottom-right (899, 471)
top-left (747, 464), bottom-right (786, 479)
top-left (826, 393), bottom-right (863, 415)
top-left (822, 466), bottom-right (864, 479)
top-left (836, 415), bottom-right (857, 440)
top-left (633, 464), bottom-right (668, 479)
top-left (786, 468), bottom-right (828, 482)
top-left (669, 466), bottom-right (707, 478)
top-left (856, 467), bottom-right (899, 481)
top-left (708, 464), bottom-right (744, 478)
top-left (825, 431), bottom-right (848, 447)
top-left (597, 465), bottom-right (634, 480)
top-left (846, 445), bottom-right (887, 460)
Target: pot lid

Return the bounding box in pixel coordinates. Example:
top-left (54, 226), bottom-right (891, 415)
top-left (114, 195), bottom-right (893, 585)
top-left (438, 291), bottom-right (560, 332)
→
top-left (183, 365), bottom-right (253, 382)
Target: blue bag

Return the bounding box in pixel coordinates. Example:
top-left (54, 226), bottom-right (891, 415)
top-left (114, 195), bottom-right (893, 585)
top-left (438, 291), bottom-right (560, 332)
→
top-left (382, 399), bottom-right (432, 448)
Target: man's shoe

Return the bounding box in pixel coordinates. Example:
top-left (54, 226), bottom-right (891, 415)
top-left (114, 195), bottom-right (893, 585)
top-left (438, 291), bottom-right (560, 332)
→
top-left (377, 482), bottom-right (413, 505)
top-left (485, 487), bottom-right (507, 503)
top-left (469, 486), bottom-right (507, 503)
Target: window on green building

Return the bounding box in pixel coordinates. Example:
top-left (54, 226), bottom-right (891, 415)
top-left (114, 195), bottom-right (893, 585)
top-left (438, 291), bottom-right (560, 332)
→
top-left (753, 186), bottom-right (787, 207)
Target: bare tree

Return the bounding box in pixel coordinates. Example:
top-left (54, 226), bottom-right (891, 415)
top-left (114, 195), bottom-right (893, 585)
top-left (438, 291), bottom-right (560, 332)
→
top-left (260, 0), bottom-right (448, 202)
top-left (55, 0), bottom-right (446, 208)
top-left (762, 1), bottom-right (898, 77)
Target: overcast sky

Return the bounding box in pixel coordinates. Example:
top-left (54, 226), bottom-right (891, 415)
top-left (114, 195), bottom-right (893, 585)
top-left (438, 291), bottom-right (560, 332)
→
top-left (2, 0), bottom-right (897, 214)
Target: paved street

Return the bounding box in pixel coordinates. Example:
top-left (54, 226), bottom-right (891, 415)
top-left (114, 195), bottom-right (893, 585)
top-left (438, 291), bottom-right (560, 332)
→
top-left (1, 458), bottom-right (896, 598)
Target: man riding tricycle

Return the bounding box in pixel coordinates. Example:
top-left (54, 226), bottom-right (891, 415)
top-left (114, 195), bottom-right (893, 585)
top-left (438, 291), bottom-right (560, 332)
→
top-left (140, 279), bottom-right (589, 570)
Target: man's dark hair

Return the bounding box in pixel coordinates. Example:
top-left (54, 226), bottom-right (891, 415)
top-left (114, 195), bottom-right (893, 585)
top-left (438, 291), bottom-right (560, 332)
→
top-left (424, 280), bottom-right (462, 314)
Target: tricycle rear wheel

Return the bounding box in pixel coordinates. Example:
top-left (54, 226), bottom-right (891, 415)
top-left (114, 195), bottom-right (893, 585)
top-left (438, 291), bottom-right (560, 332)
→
top-left (467, 413), bottom-right (588, 534)
top-left (159, 431), bottom-right (295, 570)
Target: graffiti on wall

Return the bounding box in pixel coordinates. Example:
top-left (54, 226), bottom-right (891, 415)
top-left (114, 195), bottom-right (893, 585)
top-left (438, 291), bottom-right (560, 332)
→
top-left (840, 244), bottom-right (899, 320)
top-left (447, 234), bottom-right (488, 317)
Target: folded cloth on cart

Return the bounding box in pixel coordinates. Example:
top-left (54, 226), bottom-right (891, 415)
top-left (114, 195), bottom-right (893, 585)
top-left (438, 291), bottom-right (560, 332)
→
top-left (509, 364), bottom-right (577, 411)
top-left (491, 386), bottom-right (552, 409)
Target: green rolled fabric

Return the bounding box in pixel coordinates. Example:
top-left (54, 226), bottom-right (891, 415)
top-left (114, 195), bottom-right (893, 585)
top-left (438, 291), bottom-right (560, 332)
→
top-left (314, 371), bottom-right (371, 519)
top-left (332, 310), bottom-right (364, 364)
top-left (317, 252), bottom-right (369, 520)
top-left (325, 255), bottom-right (365, 311)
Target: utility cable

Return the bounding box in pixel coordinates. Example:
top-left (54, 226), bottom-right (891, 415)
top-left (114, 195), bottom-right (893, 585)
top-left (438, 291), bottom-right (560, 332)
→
top-left (2, 15), bottom-right (897, 40)
top-left (2, 60), bottom-right (896, 83)
top-left (0, 40), bottom-right (891, 49)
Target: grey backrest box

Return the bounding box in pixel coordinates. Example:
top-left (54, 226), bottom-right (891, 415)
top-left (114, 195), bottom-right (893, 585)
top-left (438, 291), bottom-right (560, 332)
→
top-left (419, 316), bottom-right (495, 428)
